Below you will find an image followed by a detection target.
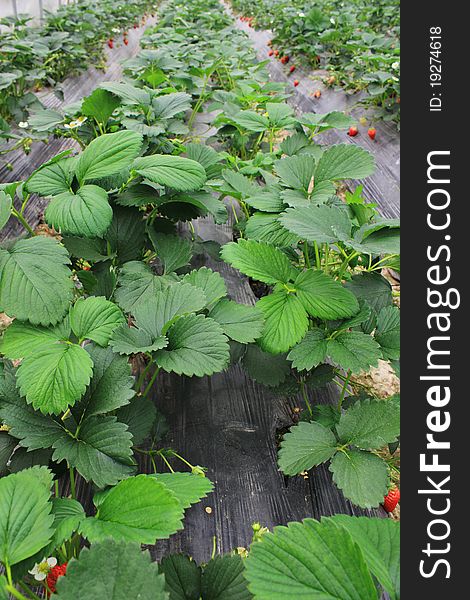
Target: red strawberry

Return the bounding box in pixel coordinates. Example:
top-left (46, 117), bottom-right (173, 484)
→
top-left (289, 65), bottom-right (296, 73)
top-left (274, 50), bottom-right (279, 56)
top-left (383, 487), bottom-right (400, 512)
top-left (46, 563), bottom-right (68, 595)
top-left (268, 50), bottom-right (274, 56)
top-left (133, 24), bottom-right (138, 28)
top-left (280, 55), bottom-right (289, 64)
top-left (313, 89), bottom-right (321, 98)
top-left (348, 125), bottom-right (358, 136)
top-left (107, 40), bottom-right (114, 49)
top-left (293, 80), bottom-right (299, 87)
top-left (124, 38), bottom-right (129, 45)
top-left (368, 127), bottom-right (376, 140)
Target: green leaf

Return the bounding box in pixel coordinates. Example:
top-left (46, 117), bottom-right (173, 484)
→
top-left (202, 554), bottom-right (252, 600)
top-left (81, 345), bottom-right (135, 416)
top-left (0, 468), bottom-right (54, 566)
top-left (0, 236), bottom-right (73, 326)
top-left (266, 101), bottom-right (295, 127)
top-left (0, 575), bottom-right (8, 599)
top-left (0, 371), bottom-right (64, 450)
top-left (0, 191), bottom-right (11, 230)
top-left (101, 81), bottom-right (151, 106)
top-left (116, 183), bottom-right (158, 207)
top-left (257, 291), bottom-right (308, 354)
top-left (109, 325), bottom-right (168, 355)
top-left (287, 329), bottom-right (327, 371)
top-left (375, 306), bottom-right (400, 360)
top-left (245, 214), bottom-right (298, 247)
top-left (79, 475), bottom-right (184, 543)
top-left (114, 261), bottom-right (170, 313)
top-left (336, 398), bottom-right (400, 450)
top-left (353, 221), bottom-right (400, 255)
top-left (159, 554), bottom-right (201, 600)
top-left (62, 236), bottom-right (110, 262)
top-left (45, 185), bottom-right (113, 238)
top-left (327, 331), bottom-right (381, 373)
top-left (278, 421), bottom-right (338, 475)
top-left (274, 155), bottom-right (316, 191)
top-left (76, 131), bottom-right (142, 184)
top-left (0, 318), bottom-right (70, 359)
top-left (315, 144), bottom-right (375, 182)
top-left (7, 448), bottom-right (51, 473)
top-left (52, 415), bottom-right (135, 488)
top-left (280, 204), bottom-right (351, 244)
top-left (222, 170), bottom-right (259, 198)
top-left (344, 273), bottom-right (392, 313)
top-left (133, 282), bottom-right (207, 338)
top-left (154, 314), bottom-right (229, 377)
top-left (209, 299), bottom-right (264, 343)
top-left (221, 239), bottom-right (295, 285)
top-left (16, 342), bottom-right (93, 415)
top-left (150, 472), bottom-right (213, 509)
top-left (185, 143), bottom-right (221, 171)
top-left (329, 515), bottom-right (400, 600)
top-left (54, 540), bottom-right (166, 599)
top-left (25, 155), bottom-right (75, 197)
top-left (81, 88), bottom-right (121, 125)
top-left (28, 108), bottom-right (64, 132)
top-left (133, 155), bottom-right (207, 191)
top-left (232, 110), bottom-right (269, 132)
top-left (116, 396), bottom-right (156, 446)
top-left (70, 297), bottom-right (124, 345)
top-left (294, 270), bottom-right (359, 320)
top-left (241, 345), bottom-right (290, 387)
top-left (245, 518), bottom-right (377, 600)
top-left (0, 431), bottom-right (16, 475)
top-left (181, 267), bottom-right (227, 308)
top-left (244, 191), bottom-right (284, 213)
top-left (150, 233), bottom-right (192, 273)
top-left (163, 191), bottom-right (227, 224)
top-left (330, 449), bottom-right (388, 508)
top-left (153, 92), bottom-right (192, 119)
top-left (48, 497), bottom-right (86, 551)
top-left (106, 206), bottom-right (146, 264)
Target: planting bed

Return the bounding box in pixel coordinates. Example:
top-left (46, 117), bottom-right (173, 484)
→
top-left (0, 0), bottom-right (400, 598)
top-left (228, 3), bottom-right (400, 220)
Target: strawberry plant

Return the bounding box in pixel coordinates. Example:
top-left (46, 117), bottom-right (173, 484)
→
top-left (230, 0), bottom-right (400, 126)
top-left (0, 0), bottom-right (400, 592)
top-left (0, 466), bottom-right (399, 599)
top-left (0, 0), bottom-right (157, 125)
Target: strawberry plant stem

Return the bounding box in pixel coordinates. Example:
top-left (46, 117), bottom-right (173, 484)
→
top-left (158, 451), bottom-right (175, 473)
top-left (337, 370), bottom-right (352, 411)
top-left (303, 242), bottom-right (311, 269)
top-left (5, 586), bottom-right (29, 600)
top-left (135, 356), bottom-right (153, 391)
top-left (142, 366), bottom-right (160, 397)
top-left (69, 465), bottom-right (76, 499)
top-left (313, 241), bottom-right (321, 270)
top-left (11, 208), bottom-right (35, 236)
top-left (300, 378), bottom-right (313, 417)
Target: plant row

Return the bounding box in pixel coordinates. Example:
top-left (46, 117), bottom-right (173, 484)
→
top-left (0, 0), bottom-right (157, 131)
top-left (230, 0), bottom-right (400, 126)
top-left (0, 0), bottom-right (400, 597)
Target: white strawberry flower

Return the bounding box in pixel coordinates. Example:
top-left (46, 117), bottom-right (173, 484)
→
top-left (18, 121), bottom-right (29, 128)
top-left (64, 116), bottom-right (87, 129)
top-left (29, 557), bottom-right (57, 581)
top-left (392, 61), bottom-right (399, 70)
